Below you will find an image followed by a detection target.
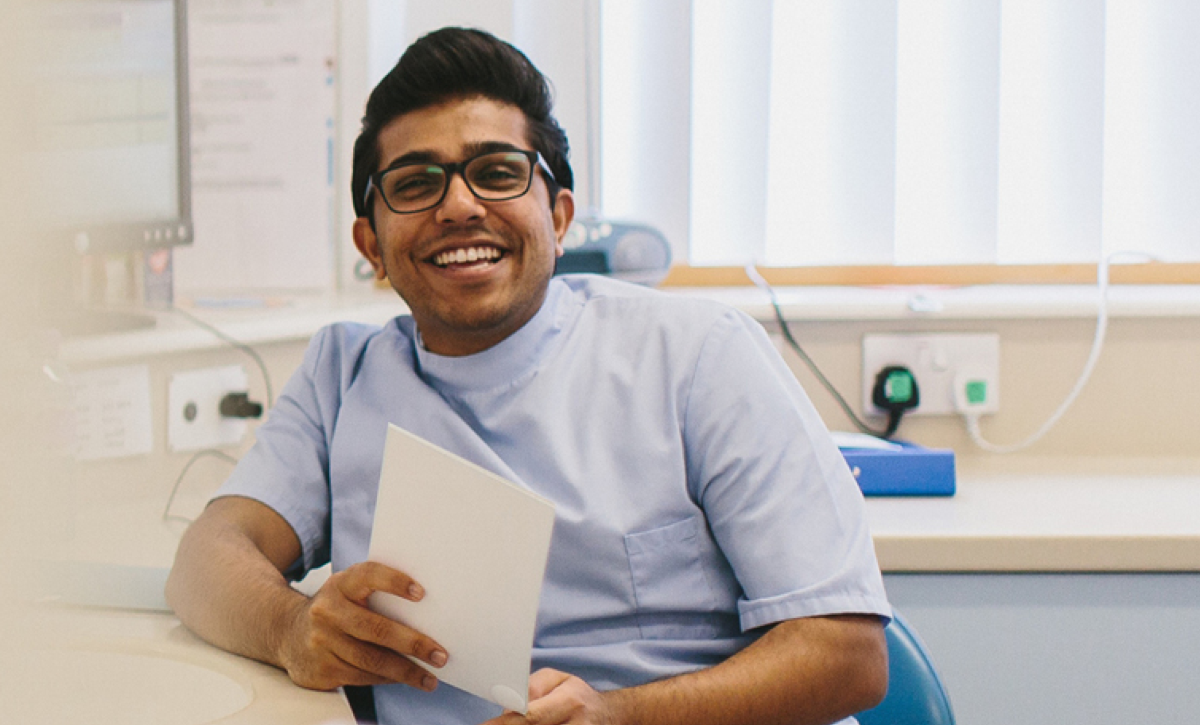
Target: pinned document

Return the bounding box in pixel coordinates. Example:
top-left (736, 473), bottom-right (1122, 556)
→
top-left (367, 424), bottom-right (556, 713)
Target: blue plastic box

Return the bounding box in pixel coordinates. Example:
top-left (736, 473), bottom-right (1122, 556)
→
top-left (839, 441), bottom-right (956, 497)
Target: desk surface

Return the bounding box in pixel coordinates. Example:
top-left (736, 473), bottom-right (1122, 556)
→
top-left (865, 456), bottom-right (1200, 571)
top-left (36, 456), bottom-right (1200, 574)
top-left (9, 459), bottom-right (1198, 723)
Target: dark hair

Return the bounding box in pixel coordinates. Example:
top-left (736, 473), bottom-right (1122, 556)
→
top-left (351, 27), bottom-right (573, 220)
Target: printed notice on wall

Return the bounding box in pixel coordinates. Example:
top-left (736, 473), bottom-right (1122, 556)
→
top-left (176, 0), bottom-right (336, 294)
top-left (71, 364), bottom-right (153, 461)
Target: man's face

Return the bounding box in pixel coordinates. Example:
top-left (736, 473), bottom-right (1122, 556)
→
top-left (353, 96), bottom-right (574, 356)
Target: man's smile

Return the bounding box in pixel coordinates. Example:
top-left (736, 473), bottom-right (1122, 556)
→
top-left (429, 245), bottom-right (505, 269)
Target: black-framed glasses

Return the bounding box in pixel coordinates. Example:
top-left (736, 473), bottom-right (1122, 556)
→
top-left (364, 148), bottom-right (557, 214)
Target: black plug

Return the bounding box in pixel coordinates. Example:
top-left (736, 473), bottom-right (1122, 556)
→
top-left (218, 391), bottom-right (264, 419)
top-left (870, 366), bottom-right (920, 438)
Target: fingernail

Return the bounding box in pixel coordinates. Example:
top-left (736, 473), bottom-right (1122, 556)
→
top-left (422, 674), bottom-right (438, 691)
top-left (430, 650), bottom-right (447, 667)
top-left (408, 583), bottom-right (424, 600)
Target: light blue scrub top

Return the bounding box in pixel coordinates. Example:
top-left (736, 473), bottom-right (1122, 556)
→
top-left (218, 275), bottom-right (890, 725)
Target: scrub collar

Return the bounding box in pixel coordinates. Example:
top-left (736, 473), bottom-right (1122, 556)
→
top-left (413, 278), bottom-right (575, 394)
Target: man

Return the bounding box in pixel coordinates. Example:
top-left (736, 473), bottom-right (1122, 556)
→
top-left (167, 27), bottom-right (891, 725)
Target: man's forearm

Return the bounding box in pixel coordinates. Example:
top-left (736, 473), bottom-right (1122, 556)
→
top-left (165, 500), bottom-right (308, 670)
top-left (601, 615), bottom-right (887, 725)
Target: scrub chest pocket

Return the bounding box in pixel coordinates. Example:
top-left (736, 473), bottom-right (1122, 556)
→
top-left (624, 516), bottom-right (723, 639)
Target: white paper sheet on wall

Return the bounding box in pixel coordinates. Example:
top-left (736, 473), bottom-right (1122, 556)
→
top-left (177, 0), bottom-right (336, 294)
top-left (367, 424), bottom-right (556, 714)
top-left (70, 364), bottom-right (153, 461)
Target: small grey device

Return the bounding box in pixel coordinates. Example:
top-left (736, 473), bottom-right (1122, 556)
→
top-left (555, 217), bottom-right (673, 286)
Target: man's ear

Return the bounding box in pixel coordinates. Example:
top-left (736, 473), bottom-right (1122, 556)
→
top-left (352, 217), bottom-right (387, 280)
top-left (551, 189), bottom-right (575, 258)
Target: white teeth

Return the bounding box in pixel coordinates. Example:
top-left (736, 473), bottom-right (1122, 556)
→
top-left (434, 246), bottom-right (500, 267)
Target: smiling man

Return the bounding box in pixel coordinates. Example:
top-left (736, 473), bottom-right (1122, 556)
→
top-left (352, 97), bottom-right (572, 357)
top-left (167, 28), bottom-right (891, 725)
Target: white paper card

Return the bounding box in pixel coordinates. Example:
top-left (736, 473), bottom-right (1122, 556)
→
top-left (367, 424), bottom-right (555, 713)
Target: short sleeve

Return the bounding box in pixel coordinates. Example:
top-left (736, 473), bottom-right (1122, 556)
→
top-left (215, 324), bottom-right (375, 577)
top-left (681, 311), bottom-right (890, 631)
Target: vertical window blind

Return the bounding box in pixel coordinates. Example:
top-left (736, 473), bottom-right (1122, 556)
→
top-left (601, 0), bottom-right (1200, 268)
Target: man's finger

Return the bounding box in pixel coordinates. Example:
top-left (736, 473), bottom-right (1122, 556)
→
top-left (308, 564), bottom-right (449, 672)
top-left (335, 560), bottom-right (426, 603)
top-left (528, 667), bottom-right (573, 701)
top-left (327, 632), bottom-right (441, 691)
top-left (338, 605), bottom-right (448, 670)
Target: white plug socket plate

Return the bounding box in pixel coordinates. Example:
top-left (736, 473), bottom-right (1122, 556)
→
top-left (862, 333), bottom-right (1000, 416)
top-left (168, 365), bottom-right (250, 452)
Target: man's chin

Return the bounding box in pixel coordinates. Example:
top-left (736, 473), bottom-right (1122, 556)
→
top-left (419, 292), bottom-right (549, 353)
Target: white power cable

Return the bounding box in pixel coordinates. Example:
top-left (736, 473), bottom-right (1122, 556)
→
top-left (963, 251), bottom-right (1152, 453)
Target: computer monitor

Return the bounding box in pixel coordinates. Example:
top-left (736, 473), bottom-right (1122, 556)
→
top-left (32, 0), bottom-right (191, 335)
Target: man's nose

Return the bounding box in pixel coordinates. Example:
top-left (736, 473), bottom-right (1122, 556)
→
top-left (435, 172), bottom-right (486, 223)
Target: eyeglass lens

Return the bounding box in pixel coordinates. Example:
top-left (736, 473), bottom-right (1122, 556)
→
top-left (379, 151), bottom-right (534, 212)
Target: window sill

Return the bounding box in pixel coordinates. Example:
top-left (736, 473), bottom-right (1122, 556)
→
top-left (59, 281), bottom-right (1200, 366)
top-left (659, 261), bottom-right (1200, 287)
top-left (664, 283), bottom-right (1200, 322)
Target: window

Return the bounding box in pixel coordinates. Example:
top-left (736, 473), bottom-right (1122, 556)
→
top-left (600, 0), bottom-right (1200, 272)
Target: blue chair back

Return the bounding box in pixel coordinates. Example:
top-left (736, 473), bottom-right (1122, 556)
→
top-left (856, 610), bottom-right (955, 725)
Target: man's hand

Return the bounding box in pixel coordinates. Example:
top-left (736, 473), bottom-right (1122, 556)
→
top-left (167, 497), bottom-right (451, 695)
top-left (279, 561), bottom-right (449, 691)
top-left (482, 668), bottom-right (615, 725)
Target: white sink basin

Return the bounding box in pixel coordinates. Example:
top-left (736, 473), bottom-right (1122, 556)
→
top-left (0, 605), bottom-right (355, 725)
top-left (5, 647), bottom-right (252, 725)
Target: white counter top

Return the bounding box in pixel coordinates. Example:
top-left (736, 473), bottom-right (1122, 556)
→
top-left (7, 459), bottom-right (1197, 722)
top-left (33, 456), bottom-right (1200, 576)
top-left (866, 457), bottom-right (1200, 572)
top-left (60, 294), bottom-right (408, 365)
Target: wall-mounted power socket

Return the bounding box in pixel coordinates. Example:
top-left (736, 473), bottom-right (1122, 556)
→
top-left (167, 365), bottom-right (251, 452)
top-left (862, 333), bottom-right (1000, 416)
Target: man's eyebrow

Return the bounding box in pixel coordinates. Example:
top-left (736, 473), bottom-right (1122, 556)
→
top-left (462, 140), bottom-right (526, 157)
top-left (381, 150), bottom-right (439, 170)
top-left (379, 141), bottom-right (527, 172)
